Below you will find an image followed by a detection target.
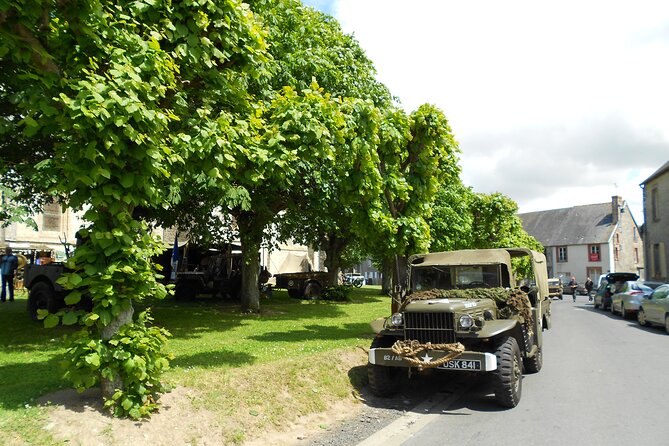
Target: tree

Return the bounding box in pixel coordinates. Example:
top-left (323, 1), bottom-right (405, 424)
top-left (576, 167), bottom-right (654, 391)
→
top-left (428, 188), bottom-right (543, 278)
top-left (1, 0), bottom-right (267, 417)
top-left (370, 105), bottom-right (461, 299)
top-left (275, 98), bottom-right (384, 286)
top-left (176, 0), bottom-right (393, 310)
top-left (427, 180), bottom-right (474, 252)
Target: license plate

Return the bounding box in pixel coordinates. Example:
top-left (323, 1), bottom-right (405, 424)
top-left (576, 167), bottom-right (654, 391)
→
top-left (438, 359), bottom-right (482, 371)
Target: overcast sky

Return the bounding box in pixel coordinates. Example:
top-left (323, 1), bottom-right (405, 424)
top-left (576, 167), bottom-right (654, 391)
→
top-left (301, 0), bottom-right (669, 224)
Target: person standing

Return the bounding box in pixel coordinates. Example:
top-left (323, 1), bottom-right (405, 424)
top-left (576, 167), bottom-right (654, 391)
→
top-left (0, 247), bottom-right (19, 303)
top-left (585, 277), bottom-right (594, 301)
top-left (568, 276), bottom-right (578, 302)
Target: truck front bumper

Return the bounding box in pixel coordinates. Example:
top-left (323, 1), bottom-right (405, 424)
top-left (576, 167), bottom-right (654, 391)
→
top-left (368, 348), bottom-right (498, 372)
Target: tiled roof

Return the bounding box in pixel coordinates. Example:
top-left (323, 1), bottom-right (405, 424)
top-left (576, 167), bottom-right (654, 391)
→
top-left (519, 203), bottom-right (614, 246)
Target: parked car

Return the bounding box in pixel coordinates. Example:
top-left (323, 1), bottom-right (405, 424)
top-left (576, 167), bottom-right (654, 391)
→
top-left (344, 273), bottom-right (366, 287)
top-left (610, 281), bottom-right (653, 319)
top-left (548, 278), bottom-right (563, 299)
top-left (593, 272), bottom-right (639, 310)
top-left (637, 284), bottom-right (669, 333)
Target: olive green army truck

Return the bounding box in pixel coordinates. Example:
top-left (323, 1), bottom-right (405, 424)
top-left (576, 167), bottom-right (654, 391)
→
top-left (367, 248), bottom-right (551, 408)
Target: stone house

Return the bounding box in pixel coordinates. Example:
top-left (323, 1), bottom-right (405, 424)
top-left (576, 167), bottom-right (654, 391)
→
top-left (519, 196), bottom-right (644, 285)
top-left (0, 203), bottom-right (84, 262)
top-left (641, 161), bottom-right (669, 283)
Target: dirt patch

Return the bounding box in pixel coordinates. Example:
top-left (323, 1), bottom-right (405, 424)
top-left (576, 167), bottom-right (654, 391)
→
top-left (41, 386), bottom-right (228, 446)
top-left (38, 351), bottom-right (369, 446)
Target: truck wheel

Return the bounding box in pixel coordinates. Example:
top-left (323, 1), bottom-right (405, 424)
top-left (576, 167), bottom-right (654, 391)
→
top-left (303, 282), bottom-right (322, 299)
top-left (523, 346), bottom-right (543, 374)
top-left (367, 336), bottom-right (402, 397)
top-left (27, 282), bottom-right (58, 321)
top-left (492, 337), bottom-right (522, 408)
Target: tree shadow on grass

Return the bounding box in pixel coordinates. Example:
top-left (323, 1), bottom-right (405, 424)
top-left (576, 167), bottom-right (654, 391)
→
top-left (170, 349), bottom-right (255, 369)
top-left (0, 354), bottom-right (68, 409)
top-left (246, 322), bottom-right (376, 343)
top-left (145, 297), bottom-right (357, 341)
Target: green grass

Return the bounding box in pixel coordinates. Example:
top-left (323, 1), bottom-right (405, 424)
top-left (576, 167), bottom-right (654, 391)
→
top-left (0, 286), bottom-right (390, 444)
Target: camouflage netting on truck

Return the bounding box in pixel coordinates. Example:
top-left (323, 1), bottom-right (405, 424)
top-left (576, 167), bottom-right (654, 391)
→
top-left (403, 287), bottom-right (534, 335)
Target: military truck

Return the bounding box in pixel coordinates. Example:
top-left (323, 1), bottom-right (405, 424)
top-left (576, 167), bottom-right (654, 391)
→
top-left (547, 277), bottom-right (563, 299)
top-left (273, 271), bottom-right (330, 299)
top-left (367, 248), bottom-right (551, 408)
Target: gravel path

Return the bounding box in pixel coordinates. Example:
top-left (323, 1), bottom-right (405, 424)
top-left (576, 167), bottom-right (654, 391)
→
top-left (303, 371), bottom-right (470, 446)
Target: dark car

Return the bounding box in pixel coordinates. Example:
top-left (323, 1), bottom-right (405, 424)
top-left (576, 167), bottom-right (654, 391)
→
top-left (563, 283), bottom-right (588, 296)
top-left (593, 272), bottom-right (639, 310)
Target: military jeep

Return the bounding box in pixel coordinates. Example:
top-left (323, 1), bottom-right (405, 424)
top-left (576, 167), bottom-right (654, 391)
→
top-left (367, 248), bottom-right (551, 408)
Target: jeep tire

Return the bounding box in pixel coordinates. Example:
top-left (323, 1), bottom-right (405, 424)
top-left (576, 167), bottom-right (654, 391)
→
top-left (492, 336), bottom-right (522, 408)
top-left (367, 336), bottom-right (402, 397)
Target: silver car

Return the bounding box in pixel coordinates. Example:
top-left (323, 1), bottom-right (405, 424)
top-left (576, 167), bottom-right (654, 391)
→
top-left (637, 284), bottom-right (669, 332)
top-left (610, 281), bottom-right (654, 319)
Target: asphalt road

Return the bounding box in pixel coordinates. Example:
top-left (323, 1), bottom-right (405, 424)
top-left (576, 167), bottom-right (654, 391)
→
top-left (349, 296), bottom-right (669, 446)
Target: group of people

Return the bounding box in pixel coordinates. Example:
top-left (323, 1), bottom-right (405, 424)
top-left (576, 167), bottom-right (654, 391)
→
top-left (568, 275), bottom-right (594, 302)
top-left (0, 247), bottom-right (19, 303)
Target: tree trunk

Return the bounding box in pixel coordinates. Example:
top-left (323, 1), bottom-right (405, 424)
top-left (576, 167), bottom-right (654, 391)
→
top-left (323, 234), bottom-right (346, 287)
top-left (237, 212), bottom-right (262, 312)
top-left (381, 257), bottom-right (393, 295)
top-left (385, 256), bottom-right (408, 313)
top-left (100, 303), bottom-right (134, 400)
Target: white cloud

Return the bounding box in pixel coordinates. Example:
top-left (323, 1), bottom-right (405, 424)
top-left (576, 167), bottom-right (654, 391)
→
top-left (328, 0), bottom-right (669, 223)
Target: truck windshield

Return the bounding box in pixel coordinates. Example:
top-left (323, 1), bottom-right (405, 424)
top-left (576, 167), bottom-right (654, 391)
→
top-left (412, 265), bottom-right (502, 291)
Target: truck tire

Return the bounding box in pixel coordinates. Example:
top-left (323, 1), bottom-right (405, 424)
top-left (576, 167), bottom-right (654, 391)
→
top-left (492, 336), bottom-right (522, 408)
top-left (523, 346), bottom-right (543, 374)
top-left (522, 327), bottom-right (542, 374)
top-left (303, 281), bottom-right (323, 299)
top-left (27, 282), bottom-right (58, 321)
top-left (367, 336), bottom-right (402, 397)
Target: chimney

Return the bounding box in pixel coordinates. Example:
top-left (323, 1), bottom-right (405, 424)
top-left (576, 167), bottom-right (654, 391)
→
top-left (611, 195), bottom-right (622, 225)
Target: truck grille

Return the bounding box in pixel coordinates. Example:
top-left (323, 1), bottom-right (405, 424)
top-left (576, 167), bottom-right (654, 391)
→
top-left (404, 312), bottom-right (456, 344)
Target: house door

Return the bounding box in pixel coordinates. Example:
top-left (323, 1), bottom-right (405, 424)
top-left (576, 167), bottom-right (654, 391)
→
top-left (586, 267), bottom-right (602, 282)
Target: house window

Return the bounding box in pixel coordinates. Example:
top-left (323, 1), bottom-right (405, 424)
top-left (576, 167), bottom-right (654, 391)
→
top-left (651, 188), bottom-right (660, 222)
top-left (614, 246), bottom-right (620, 262)
top-left (634, 248), bottom-right (639, 264)
top-left (557, 246), bottom-right (568, 262)
top-left (615, 232), bottom-right (620, 244)
top-left (588, 245), bottom-right (601, 262)
top-left (633, 227), bottom-right (638, 242)
top-left (42, 202), bottom-right (62, 232)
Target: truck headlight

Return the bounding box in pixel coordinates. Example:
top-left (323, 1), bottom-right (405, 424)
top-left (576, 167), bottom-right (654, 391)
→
top-left (390, 313), bottom-right (404, 326)
top-left (459, 314), bottom-right (473, 329)
top-left (288, 280), bottom-right (294, 286)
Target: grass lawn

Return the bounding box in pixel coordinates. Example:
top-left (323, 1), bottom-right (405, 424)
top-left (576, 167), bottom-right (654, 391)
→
top-left (0, 286), bottom-right (390, 444)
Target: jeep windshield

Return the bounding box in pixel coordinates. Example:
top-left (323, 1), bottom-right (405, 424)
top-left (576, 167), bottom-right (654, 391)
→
top-left (411, 265), bottom-right (503, 291)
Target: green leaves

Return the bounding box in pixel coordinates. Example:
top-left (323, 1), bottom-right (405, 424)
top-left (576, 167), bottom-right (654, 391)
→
top-left (64, 311), bottom-right (173, 420)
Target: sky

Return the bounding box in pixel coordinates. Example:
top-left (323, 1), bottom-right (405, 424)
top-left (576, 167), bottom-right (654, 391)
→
top-left (300, 0), bottom-right (669, 224)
